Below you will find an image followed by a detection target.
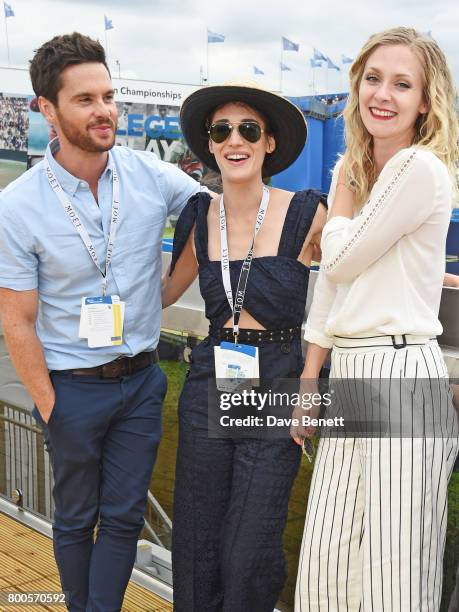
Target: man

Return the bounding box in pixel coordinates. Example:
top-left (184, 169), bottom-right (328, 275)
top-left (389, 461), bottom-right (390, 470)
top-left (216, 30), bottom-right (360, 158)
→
top-left (0, 33), bottom-right (200, 611)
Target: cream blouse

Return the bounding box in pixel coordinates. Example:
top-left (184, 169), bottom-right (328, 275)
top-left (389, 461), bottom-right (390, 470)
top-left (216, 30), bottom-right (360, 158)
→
top-left (304, 147), bottom-right (453, 348)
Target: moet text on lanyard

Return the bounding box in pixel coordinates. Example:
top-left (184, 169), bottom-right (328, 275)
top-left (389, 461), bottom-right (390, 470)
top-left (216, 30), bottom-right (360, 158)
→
top-left (219, 185), bottom-right (270, 342)
top-left (45, 152), bottom-right (120, 296)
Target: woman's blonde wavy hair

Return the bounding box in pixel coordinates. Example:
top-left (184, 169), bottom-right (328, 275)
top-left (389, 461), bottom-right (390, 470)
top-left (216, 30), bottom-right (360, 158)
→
top-left (341, 27), bottom-right (459, 208)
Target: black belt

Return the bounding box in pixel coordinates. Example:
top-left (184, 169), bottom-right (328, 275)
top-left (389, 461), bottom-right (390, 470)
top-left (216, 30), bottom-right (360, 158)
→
top-left (53, 351), bottom-right (159, 379)
top-left (209, 326), bottom-right (301, 345)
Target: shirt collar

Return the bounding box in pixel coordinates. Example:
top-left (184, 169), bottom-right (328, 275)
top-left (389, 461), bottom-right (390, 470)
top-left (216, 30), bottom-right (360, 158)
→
top-left (45, 138), bottom-right (113, 197)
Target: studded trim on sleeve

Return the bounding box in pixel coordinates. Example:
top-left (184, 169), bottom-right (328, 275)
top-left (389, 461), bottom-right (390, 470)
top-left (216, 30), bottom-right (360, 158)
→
top-left (322, 150), bottom-right (417, 274)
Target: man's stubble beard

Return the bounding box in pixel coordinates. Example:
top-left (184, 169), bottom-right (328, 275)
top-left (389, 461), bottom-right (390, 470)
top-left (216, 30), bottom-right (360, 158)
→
top-left (56, 110), bottom-right (118, 153)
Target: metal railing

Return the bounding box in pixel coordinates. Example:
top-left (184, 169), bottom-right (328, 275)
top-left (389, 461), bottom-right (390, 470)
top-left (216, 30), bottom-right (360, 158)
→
top-left (0, 401), bottom-right (172, 549)
top-left (145, 490), bottom-right (172, 548)
top-left (0, 402), bottom-right (53, 518)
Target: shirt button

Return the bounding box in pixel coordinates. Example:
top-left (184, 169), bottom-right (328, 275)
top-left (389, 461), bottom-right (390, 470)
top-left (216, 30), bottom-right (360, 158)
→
top-left (280, 343), bottom-right (290, 354)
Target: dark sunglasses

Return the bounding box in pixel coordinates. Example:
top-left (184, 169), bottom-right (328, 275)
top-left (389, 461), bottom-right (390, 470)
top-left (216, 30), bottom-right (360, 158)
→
top-left (208, 121), bottom-right (264, 144)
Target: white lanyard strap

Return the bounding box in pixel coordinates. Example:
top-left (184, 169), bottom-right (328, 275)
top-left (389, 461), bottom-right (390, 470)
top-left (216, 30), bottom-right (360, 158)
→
top-left (220, 185), bottom-right (270, 337)
top-left (45, 154), bottom-right (120, 295)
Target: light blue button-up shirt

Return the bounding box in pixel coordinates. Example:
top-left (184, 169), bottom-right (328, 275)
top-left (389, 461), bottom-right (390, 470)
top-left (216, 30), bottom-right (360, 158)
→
top-left (0, 140), bottom-right (200, 370)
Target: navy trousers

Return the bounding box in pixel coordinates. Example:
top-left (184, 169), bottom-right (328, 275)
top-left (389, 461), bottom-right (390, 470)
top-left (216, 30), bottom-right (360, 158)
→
top-left (172, 336), bottom-right (303, 611)
top-left (173, 425), bottom-right (301, 612)
top-left (33, 362), bottom-right (167, 612)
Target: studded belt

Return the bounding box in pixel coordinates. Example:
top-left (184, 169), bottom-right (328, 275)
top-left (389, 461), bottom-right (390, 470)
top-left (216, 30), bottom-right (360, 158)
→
top-left (209, 326), bottom-right (302, 345)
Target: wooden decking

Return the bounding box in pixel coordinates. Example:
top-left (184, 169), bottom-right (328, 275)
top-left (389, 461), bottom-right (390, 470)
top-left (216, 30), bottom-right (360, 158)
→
top-left (0, 512), bottom-right (172, 612)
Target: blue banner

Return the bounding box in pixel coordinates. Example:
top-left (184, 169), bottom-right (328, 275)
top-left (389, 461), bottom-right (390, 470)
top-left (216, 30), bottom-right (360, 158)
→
top-left (208, 29), bottom-right (225, 43)
top-left (327, 57), bottom-right (340, 71)
top-left (313, 48), bottom-right (327, 62)
top-left (282, 36), bottom-right (299, 52)
top-left (4, 2), bottom-right (14, 17)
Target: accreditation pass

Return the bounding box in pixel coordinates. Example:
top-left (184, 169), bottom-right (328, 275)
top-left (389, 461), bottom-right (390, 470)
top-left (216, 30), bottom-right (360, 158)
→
top-left (214, 341), bottom-right (259, 392)
top-left (79, 295), bottom-right (125, 348)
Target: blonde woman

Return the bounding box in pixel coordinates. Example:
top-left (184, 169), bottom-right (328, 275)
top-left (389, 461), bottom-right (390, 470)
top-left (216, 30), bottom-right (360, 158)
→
top-left (294, 28), bottom-right (459, 611)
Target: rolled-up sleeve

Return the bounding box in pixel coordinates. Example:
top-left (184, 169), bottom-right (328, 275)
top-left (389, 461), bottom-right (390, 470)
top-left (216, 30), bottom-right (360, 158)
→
top-left (304, 267), bottom-right (336, 348)
top-left (0, 208), bottom-right (38, 290)
top-left (157, 159), bottom-right (201, 217)
top-left (320, 149), bottom-right (443, 284)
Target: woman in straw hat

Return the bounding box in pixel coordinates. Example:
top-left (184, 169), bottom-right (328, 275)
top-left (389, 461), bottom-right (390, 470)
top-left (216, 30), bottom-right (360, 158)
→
top-left (162, 81), bottom-right (327, 610)
top-left (294, 27), bottom-right (459, 611)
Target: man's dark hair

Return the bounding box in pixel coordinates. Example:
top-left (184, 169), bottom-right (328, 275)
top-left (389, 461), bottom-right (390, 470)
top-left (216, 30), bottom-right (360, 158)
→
top-left (29, 32), bottom-right (110, 105)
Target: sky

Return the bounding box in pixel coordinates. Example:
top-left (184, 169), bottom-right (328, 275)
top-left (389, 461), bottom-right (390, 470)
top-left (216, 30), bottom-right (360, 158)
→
top-left (1, 0), bottom-right (459, 96)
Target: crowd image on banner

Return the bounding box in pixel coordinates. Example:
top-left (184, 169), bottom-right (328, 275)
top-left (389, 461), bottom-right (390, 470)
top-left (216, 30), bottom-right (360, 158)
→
top-left (0, 93), bottom-right (29, 189)
top-left (0, 94), bottom-right (28, 151)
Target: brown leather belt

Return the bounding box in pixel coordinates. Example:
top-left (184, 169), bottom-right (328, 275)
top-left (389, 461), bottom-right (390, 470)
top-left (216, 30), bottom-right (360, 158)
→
top-left (53, 351), bottom-right (159, 379)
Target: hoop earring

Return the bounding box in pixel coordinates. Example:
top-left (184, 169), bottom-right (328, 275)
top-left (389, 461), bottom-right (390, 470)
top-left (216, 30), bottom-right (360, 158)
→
top-left (419, 119), bottom-right (428, 140)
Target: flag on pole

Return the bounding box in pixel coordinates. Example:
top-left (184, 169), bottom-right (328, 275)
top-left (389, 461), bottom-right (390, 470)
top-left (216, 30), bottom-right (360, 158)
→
top-left (310, 58), bottom-right (322, 68)
top-left (253, 66), bottom-right (264, 75)
top-left (313, 48), bottom-right (327, 62)
top-left (280, 62), bottom-right (291, 72)
top-left (4, 2), bottom-right (14, 17)
top-left (282, 36), bottom-right (299, 52)
top-left (104, 15), bottom-right (114, 30)
top-left (341, 54), bottom-right (353, 64)
top-left (326, 57), bottom-right (340, 71)
top-left (207, 29), bottom-right (225, 43)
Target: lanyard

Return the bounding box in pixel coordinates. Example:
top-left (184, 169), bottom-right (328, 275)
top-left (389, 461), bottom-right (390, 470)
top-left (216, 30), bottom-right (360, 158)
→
top-left (220, 185), bottom-right (270, 340)
top-left (45, 153), bottom-right (120, 296)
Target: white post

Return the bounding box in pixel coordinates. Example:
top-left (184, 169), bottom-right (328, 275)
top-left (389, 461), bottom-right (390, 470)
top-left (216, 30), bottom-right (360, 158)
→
top-left (4, 16), bottom-right (10, 66)
top-left (279, 41), bottom-right (283, 92)
top-left (206, 29), bottom-right (210, 84)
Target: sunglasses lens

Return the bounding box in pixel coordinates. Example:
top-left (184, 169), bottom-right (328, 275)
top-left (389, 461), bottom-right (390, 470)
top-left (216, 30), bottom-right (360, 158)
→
top-left (209, 123), bottom-right (232, 143)
top-left (238, 122), bottom-right (262, 143)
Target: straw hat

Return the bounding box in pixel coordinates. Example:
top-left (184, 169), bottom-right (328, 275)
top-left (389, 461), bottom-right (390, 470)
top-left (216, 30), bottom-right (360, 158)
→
top-left (180, 80), bottom-right (307, 177)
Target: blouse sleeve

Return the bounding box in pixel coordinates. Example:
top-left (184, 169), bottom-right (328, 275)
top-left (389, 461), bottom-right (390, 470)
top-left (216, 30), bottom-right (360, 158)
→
top-left (320, 148), bottom-right (450, 284)
top-left (304, 266), bottom-right (336, 348)
top-left (169, 192), bottom-right (203, 275)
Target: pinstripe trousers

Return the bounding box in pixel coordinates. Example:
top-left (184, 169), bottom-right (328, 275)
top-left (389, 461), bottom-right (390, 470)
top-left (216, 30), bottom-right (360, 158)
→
top-left (295, 340), bottom-right (459, 612)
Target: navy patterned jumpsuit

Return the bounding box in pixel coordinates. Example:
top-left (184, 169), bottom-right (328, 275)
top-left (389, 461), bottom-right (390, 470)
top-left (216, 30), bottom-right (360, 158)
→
top-left (170, 189), bottom-right (324, 612)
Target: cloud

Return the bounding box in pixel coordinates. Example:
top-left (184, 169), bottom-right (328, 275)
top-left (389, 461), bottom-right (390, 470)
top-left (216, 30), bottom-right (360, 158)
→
top-left (2, 0), bottom-right (458, 94)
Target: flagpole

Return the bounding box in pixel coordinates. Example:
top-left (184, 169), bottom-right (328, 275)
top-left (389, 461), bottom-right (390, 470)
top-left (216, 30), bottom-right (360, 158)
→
top-left (206, 36), bottom-right (210, 84)
top-left (279, 39), bottom-right (283, 92)
top-left (104, 29), bottom-right (109, 60)
top-left (4, 14), bottom-right (10, 66)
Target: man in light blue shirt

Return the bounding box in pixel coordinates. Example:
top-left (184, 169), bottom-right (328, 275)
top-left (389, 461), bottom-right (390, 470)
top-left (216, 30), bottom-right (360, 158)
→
top-left (0, 137), bottom-right (195, 370)
top-left (0, 32), bottom-right (200, 611)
